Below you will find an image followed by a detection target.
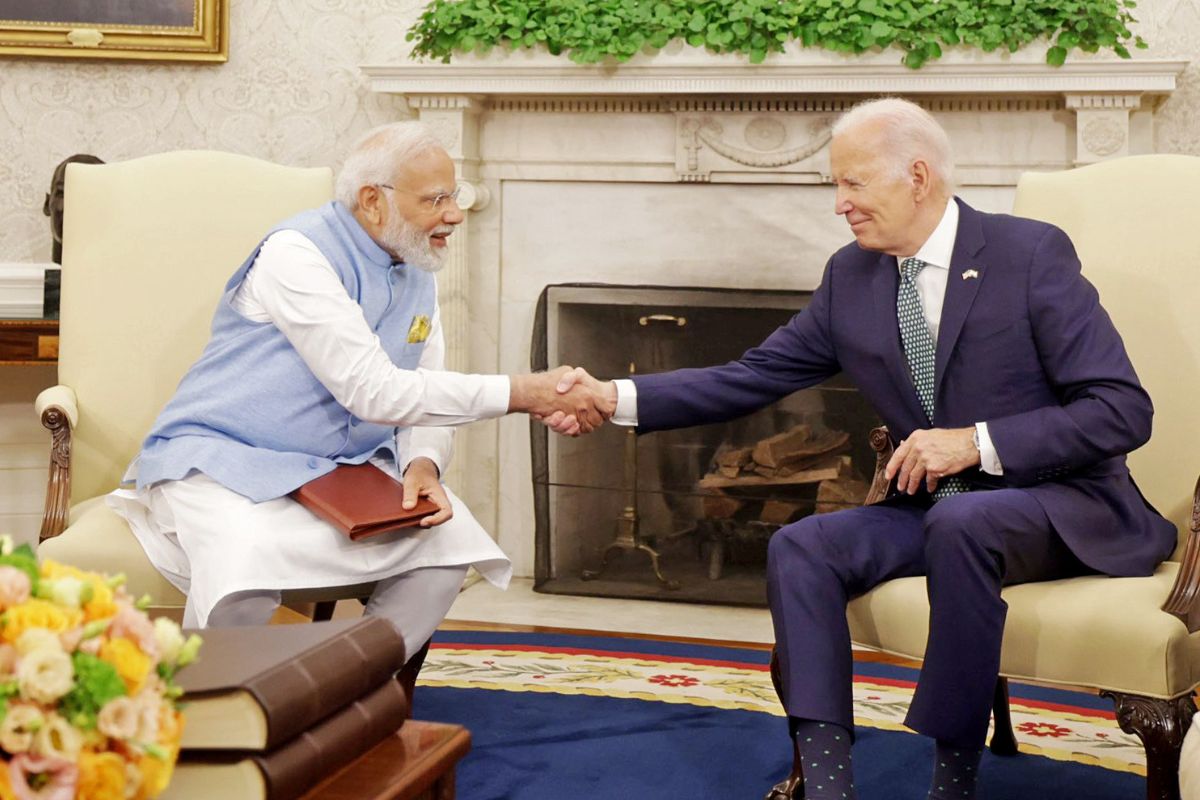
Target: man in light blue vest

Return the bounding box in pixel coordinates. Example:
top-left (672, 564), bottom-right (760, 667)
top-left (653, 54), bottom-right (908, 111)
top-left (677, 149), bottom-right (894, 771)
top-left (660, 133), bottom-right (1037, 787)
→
top-left (108, 122), bottom-right (611, 674)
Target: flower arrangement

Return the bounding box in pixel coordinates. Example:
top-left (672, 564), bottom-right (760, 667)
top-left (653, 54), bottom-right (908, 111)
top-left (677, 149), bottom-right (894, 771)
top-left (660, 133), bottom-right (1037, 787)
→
top-left (0, 536), bottom-right (201, 800)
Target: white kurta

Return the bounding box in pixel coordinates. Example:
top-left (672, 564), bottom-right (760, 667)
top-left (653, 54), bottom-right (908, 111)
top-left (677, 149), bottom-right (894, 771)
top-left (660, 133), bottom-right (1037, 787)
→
top-left (109, 230), bottom-right (513, 626)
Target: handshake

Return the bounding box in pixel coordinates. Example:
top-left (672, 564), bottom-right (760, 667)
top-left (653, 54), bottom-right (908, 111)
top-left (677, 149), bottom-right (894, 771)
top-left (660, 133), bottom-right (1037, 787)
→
top-left (509, 366), bottom-right (616, 436)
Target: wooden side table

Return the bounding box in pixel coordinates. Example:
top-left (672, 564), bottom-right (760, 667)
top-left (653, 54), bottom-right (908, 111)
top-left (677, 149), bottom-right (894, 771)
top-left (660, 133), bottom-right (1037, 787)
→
top-left (0, 318), bottom-right (58, 365)
top-left (300, 720), bottom-right (471, 800)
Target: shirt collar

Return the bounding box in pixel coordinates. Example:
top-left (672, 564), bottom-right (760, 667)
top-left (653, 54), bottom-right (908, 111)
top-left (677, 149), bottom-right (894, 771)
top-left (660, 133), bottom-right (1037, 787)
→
top-left (900, 198), bottom-right (958, 273)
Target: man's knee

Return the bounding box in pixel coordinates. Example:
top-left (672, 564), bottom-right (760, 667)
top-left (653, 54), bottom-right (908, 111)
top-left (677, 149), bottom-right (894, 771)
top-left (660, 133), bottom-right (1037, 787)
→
top-left (768, 514), bottom-right (840, 578)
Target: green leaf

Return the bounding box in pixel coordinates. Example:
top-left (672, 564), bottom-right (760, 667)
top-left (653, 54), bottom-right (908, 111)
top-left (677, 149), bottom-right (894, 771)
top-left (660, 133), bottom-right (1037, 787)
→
top-left (1046, 45), bottom-right (1067, 65)
top-left (688, 10), bottom-right (707, 32)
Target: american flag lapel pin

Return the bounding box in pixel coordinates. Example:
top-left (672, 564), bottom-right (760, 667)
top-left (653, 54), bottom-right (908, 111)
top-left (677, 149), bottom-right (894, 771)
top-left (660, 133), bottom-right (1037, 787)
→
top-left (961, 268), bottom-right (980, 280)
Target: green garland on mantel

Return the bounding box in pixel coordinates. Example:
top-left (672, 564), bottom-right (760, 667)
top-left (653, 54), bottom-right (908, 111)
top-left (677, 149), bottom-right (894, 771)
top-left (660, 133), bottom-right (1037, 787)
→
top-left (406, 0), bottom-right (1146, 69)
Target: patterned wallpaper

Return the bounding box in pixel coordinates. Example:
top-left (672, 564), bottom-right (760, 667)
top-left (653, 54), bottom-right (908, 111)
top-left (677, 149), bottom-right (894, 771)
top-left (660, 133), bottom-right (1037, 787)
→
top-left (0, 0), bottom-right (424, 263)
top-left (0, 0), bottom-right (1197, 263)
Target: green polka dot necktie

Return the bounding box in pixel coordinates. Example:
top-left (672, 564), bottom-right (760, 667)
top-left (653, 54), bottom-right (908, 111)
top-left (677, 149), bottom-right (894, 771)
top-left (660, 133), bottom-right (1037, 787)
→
top-left (898, 257), bottom-right (967, 499)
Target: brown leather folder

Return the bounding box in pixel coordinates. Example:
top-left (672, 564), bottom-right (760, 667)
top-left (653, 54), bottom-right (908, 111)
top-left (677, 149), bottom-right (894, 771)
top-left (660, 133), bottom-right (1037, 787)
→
top-left (290, 463), bottom-right (439, 541)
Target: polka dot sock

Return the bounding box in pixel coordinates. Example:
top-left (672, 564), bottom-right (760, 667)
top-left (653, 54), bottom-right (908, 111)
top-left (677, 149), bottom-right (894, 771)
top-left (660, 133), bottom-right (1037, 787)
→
top-left (791, 718), bottom-right (856, 799)
top-left (928, 740), bottom-right (983, 799)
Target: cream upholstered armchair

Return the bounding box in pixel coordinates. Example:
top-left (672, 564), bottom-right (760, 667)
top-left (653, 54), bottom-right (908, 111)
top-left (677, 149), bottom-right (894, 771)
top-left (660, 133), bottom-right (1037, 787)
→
top-left (35, 151), bottom-right (376, 621)
top-left (769, 154), bottom-right (1200, 800)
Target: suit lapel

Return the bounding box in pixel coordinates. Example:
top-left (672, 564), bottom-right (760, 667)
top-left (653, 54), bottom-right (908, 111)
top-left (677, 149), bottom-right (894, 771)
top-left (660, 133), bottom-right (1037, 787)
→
top-left (933, 198), bottom-right (987, 405)
top-left (869, 250), bottom-right (928, 423)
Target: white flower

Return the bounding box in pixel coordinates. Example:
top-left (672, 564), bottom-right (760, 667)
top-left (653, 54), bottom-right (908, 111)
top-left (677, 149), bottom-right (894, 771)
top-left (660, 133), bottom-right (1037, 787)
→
top-left (46, 576), bottom-right (86, 609)
top-left (0, 703), bottom-right (43, 753)
top-left (97, 696), bottom-right (139, 740)
top-left (0, 535), bottom-right (13, 556)
top-left (15, 628), bottom-right (64, 657)
top-left (16, 648), bottom-right (74, 704)
top-left (32, 713), bottom-right (82, 762)
top-left (153, 617), bottom-right (185, 665)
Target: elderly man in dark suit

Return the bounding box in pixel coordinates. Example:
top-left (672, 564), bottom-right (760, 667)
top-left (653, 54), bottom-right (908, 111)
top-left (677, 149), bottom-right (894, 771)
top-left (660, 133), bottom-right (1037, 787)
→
top-left (552, 97), bottom-right (1175, 799)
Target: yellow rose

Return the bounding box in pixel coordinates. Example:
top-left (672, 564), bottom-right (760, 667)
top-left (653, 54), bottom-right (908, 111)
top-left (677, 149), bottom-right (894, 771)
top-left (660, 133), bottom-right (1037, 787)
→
top-left (99, 637), bottom-right (152, 695)
top-left (84, 580), bottom-right (117, 622)
top-left (1, 599), bottom-right (82, 642)
top-left (0, 758), bottom-right (15, 800)
top-left (78, 750), bottom-right (126, 800)
top-left (135, 750), bottom-right (175, 800)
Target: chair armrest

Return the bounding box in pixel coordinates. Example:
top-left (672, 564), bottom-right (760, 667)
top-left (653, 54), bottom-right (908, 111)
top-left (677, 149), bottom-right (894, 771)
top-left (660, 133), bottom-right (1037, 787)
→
top-left (35, 385), bottom-right (78, 428)
top-left (1162, 474), bottom-right (1200, 631)
top-left (864, 426), bottom-right (894, 505)
top-left (35, 385), bottom-right (77, 542)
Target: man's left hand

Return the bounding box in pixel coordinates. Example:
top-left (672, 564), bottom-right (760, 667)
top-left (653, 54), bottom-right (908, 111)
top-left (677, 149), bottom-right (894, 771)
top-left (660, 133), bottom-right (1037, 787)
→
top-left (885, 427), bottom-right (979, 495)
top-left (402, 457), bottom-right (453, 527)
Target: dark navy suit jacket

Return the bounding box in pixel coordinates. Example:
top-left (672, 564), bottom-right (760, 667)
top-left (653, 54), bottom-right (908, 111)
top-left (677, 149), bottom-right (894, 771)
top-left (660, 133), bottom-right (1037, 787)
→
top-left (633, 199), bottom-right (1176, 577)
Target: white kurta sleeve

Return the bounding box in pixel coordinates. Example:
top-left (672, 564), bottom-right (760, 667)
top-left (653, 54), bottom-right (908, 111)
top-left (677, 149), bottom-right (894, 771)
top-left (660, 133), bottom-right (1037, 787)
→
top-left (235, 230), bottom-right (510, 427)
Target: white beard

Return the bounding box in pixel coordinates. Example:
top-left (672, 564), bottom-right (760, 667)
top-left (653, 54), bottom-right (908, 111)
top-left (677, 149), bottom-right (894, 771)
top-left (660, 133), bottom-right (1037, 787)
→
top-left (381, 214), bottom-right (448, 273)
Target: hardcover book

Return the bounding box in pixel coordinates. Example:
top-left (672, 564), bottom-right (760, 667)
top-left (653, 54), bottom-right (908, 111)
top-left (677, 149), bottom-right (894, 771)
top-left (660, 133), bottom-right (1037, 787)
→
top-left (167, 678), bottom-right (409, 800)
top-left (290, 462), bottom-right (439, 540)
top-left (177, 617), bottom-right (406, 751)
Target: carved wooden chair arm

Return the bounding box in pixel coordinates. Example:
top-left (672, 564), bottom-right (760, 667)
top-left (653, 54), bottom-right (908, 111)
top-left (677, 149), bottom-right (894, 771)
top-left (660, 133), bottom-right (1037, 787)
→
top-left (35, 385), bottom-right (77, 543)
top-left (1161, 473), bottom-right (1200, 632)
top-left (864, 426), bottom-right (894, 505)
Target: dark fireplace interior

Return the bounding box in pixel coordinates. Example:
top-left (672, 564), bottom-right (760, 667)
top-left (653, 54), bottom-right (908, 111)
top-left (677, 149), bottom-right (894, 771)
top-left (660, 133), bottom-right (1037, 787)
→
top-left (530, 284), bottom-right (880, 606)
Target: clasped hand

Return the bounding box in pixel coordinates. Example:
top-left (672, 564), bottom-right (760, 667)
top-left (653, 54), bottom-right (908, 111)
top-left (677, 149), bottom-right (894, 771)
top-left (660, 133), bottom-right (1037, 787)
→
top-left (511, 366), bottom-right (616, 435)
top-left (884, 427), bottom-right (979, 494)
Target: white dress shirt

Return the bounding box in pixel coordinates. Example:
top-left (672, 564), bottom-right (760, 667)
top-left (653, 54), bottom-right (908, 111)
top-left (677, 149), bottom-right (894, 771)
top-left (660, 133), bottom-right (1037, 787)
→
top-left (613, 199), bottom-right (1002, 475)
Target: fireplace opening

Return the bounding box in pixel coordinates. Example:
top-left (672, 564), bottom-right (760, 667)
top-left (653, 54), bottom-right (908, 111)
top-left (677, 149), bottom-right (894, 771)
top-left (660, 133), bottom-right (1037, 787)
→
top-left (530, 283), bottom-right (880, 606)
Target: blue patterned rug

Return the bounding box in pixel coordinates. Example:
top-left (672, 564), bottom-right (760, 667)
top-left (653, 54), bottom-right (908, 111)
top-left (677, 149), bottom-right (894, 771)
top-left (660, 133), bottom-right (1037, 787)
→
top-left (417, 630), bottom-right (1144, 800)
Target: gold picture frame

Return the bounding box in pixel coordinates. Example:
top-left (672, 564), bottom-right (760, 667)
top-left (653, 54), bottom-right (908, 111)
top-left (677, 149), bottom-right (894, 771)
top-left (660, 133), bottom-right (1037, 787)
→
top-left (0, 0), bottom-right (227, 62)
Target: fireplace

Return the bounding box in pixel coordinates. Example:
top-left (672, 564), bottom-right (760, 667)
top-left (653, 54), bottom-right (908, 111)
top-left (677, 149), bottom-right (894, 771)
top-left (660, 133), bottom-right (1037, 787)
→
top-left (530, 284), bottom-right (879, 606)
top-left (362, 46), bottom-right (1184, 583)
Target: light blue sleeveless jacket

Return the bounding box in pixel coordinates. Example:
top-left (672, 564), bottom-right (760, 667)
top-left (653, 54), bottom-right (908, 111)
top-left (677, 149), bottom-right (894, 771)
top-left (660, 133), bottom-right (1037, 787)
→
top-left (136, 202), bottom-right (436, 501)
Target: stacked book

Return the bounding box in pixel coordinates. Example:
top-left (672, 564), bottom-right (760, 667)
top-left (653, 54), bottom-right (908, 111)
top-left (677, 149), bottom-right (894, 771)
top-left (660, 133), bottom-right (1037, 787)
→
top-left (164, 618), bottom-right (410, 800)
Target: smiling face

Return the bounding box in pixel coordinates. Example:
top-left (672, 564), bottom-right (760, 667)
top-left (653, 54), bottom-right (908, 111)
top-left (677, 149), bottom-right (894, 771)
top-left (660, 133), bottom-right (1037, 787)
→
top-left (356, 146), bottom-right (464, 271)
top-left (830, 120), bottom-right (939, 258)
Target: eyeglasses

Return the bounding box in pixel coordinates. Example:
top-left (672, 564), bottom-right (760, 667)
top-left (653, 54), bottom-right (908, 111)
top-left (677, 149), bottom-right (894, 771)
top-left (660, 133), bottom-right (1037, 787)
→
top-left (376, 183), bottom-right (461, 212)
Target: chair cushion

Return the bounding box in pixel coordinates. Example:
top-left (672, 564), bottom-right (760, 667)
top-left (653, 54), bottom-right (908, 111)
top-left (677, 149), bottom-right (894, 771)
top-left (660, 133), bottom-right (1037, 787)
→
top-left (39, 497), bottom-right (187, 609)
top-left (847, 563), bottom-right (1200, 699)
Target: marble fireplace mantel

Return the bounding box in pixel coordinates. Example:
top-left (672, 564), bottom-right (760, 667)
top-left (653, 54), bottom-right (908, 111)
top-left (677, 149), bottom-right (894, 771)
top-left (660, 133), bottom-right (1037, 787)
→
top-left (361, 47), bottom-right (1188, 578)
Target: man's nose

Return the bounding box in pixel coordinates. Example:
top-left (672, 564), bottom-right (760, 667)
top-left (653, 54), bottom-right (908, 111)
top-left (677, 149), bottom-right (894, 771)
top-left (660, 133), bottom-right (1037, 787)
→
top-left (834, 193), bottom-right (851, 216)
top-left (442, 202), bottom-right (465, 225)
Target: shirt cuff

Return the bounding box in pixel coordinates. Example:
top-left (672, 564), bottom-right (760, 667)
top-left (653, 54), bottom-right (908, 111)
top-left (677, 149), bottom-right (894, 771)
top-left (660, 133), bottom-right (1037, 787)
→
top-left (976, 421), bottom-right (1003, 475)
top-left (403, 448), bottom-right (444, 478)
top-left (483, 374), bottom-right (513, 417)
top-left (612, 379), bottom-right (638, 426)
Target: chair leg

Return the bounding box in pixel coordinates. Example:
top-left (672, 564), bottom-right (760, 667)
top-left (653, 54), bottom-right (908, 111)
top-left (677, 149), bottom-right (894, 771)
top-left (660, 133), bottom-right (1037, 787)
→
top-left (765, 646), bottom-right (805, 799)
top-left (989, 677), bottom-right (1019, 756)
top-left (1101, 690), bottom-right (1197, 800)
top-left (397, 638), bottom-right (432, 719)
top-left (311, 600), bottom-right (337, 622)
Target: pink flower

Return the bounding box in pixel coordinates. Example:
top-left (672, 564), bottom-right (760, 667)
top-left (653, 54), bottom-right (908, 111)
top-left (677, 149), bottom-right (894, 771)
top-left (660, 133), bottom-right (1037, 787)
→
top-left (9, 753), bottom-right (78, 800)
top-left (1017, 722), bottom-right (1072, 738)
top-left (0, 566), bottom-right (31, 609)
top-left (108, 601), bottom-right (158, 659)
top-left (648, 674), bottom-right (700, 688)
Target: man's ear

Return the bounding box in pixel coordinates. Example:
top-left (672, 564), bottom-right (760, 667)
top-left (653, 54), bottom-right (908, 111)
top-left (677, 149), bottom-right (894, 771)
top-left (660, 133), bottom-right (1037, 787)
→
top-left (910, 159), bottom-right (933, 202)
top-left (357, 184), bottom-right (385, 225)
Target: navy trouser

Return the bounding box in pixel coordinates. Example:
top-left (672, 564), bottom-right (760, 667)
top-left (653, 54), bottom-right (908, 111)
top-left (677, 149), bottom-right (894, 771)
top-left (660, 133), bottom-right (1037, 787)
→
top-left (765, 488), bottom-right (1090, 748)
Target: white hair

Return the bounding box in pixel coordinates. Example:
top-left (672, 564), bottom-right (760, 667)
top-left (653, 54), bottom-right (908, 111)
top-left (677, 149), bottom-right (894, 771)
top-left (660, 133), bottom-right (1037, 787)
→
top-left (334, 121), bottom-right (445, 210)
top-left (832, 98), bottom-right (956, 193)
